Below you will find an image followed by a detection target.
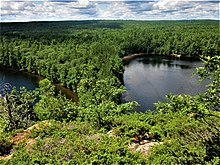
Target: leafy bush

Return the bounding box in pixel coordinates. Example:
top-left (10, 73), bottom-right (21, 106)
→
top-left (34, 79), bottom-right (78, 122)
top-left (6, 121), bottom-right (146, 164)
top-left (0, 137), bottom-right (13, 156)
top-left (0, 85), bottom-right (36, 131)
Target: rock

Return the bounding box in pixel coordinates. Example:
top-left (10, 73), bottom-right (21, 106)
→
top-left (27, 120), bottom-right (51, 130)
top-left (107, 129), bottom-right (118, 137)
top-left (140, 140), bottom-right (149, 145)
top-left (128, 141), bottom-right (163, 156)
top-left (0, 153), bottom-right (13, 161)
top-left (11, 130), bottom-right (31, 144)
top-left (26, 138), bottom-right (36, 151)
top-left (87, 134), bottom-right (102, 143)
top-left (128, 143), bottom-right (140, 152)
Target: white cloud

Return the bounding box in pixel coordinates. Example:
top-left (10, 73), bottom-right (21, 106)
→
top-left (152, 0), bottom-right (219, 20)
top-left (95, 2), bottom-right (135, 19)
top-left (1, 1), bottom-right (35, 11)
top-left (0, 0), bottom-right (219, 22)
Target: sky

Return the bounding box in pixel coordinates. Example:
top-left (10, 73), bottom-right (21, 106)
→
top-left (0, 0), bottom-right (219, 22)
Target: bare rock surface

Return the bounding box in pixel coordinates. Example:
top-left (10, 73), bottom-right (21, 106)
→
top-left (128, 141), bottom-right (163, 156)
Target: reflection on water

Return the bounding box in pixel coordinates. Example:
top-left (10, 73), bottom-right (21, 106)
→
top-left (121, 55), bottom-right (208, 112)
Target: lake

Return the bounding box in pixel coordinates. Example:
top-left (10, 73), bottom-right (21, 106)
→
top-left (0, 68), bottom-right (39, 93)
top-left (121, 55), bottom-right (208, 112)
top-left (0, 56), bottom-right (208, 111)
top-left (0, 68), bottom-right (78, 102)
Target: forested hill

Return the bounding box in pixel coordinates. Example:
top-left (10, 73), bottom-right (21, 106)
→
top-left (0, 20), bottom-right (219, 164)
top-left (1, 20), bottom-right (219, 57)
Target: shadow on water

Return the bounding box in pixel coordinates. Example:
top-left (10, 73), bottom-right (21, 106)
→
top-left (138, 57), bottom-right (191, 69)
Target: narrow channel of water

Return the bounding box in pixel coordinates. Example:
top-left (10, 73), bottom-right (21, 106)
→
top-left (121, 55), bottom-right (209, 112)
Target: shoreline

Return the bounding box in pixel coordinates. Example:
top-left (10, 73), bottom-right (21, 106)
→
top-left (0, 67), bottom-right (78, 102)
top-left (122, 53), bottom-right (147, 61)
top-left (122, 53), bottom-right (201, 62)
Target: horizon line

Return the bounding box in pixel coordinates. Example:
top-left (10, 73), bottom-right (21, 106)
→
top-left (1, 18), bottom-right (219, 23)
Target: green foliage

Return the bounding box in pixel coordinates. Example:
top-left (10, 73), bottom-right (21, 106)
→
top-left (78, 101), bottom-right (138, 130)
top-left (77, 76), bottom-right (124, 106)
top-left (0, 85), bottom-right (36, 131)
top-left (34, 79), bottom-right (78, 121)
top-left (33, 79), bottom-right (137, 130)
top-left (113, 96), bottom-right (219, 164)
top-left (0, 136), bottom-right (13, 156)
top-left (147, 139), bottom-right (207, 164)
top-left (5, 121), bottom-right (146, 165)
top-left (196, 55), bottom-right (220, 112)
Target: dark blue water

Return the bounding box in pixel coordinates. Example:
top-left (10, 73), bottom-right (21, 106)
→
top-left (0, 68), bottom-right (78, 101)
top-left (0, 68), bottom-right (39, 93)
top-left (122, 55), bottom-right (208, 112)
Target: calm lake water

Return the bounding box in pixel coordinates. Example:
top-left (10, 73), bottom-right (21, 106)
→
top-left (0, 68), bottom-right (78, 101)
top-left (0, 68), bottom-right (39, 93)
top-left (121, 55), bottom-right (208, 112)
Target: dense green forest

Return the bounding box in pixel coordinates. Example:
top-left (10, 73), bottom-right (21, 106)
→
top-left (0, 20), bottom-right (219, 164)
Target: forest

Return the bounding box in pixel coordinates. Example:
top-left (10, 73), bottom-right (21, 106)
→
top-left (0, 20), bottom-right (219, 164)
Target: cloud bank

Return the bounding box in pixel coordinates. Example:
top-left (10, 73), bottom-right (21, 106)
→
top-left (1, 0), bottom-right (219, 22)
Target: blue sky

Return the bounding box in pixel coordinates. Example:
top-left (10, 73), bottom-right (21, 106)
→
top-left (1, 0), bottom-right (219, 22)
